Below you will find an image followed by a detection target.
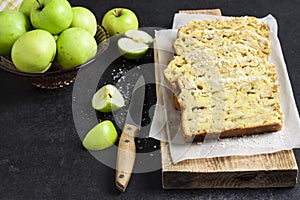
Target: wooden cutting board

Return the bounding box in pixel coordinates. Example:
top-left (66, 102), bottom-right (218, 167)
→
top-left (155, 9), bottom-right (298, 189)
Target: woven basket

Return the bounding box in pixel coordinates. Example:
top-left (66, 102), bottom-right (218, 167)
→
top-left (0, 25), bottom-right (110, 89)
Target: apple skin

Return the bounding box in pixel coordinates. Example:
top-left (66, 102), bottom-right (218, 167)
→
top-left (71, 7), bottom-right (97, 36)
top-left (30, 0), bottom-right (73, 34)
top-left (101, 8), bottom-right (138, 36)
top-left (118, 38), bottom-right (149, 59)
top-left (92, 84), bottom-right (125, 112)
top-left (11, 29), bottom-right (56, 73)
top-left (0, 10), bottom-right (30, 56)
top-left (19, 0), bottom-right (36, 18)
top-left (82, 120), bottom-right (118, 151)
top-left (57, 27), bottom-right (97, 69)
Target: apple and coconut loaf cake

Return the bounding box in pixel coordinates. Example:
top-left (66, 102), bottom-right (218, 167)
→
top-left (164, 16), bottom-right (282, 142)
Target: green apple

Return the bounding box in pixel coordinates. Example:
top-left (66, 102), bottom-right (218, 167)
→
top-left (53, 35), bottom-right (58, 41)
top-left (92, 84), bottom-right (125, 112)
top-left (101, 8), bottom-right (138, 36)
top-left (19, 0), bottom-right (35, 18)
top-left (30, 0), bottom-right (73, 34)
top-left (118, 38), bottom-right (148, 59)
top-left (11, 29), bottom-right (56, 73)
top-left (82, 120), bottom-right (118, 151)
top-left (57, 27), bottom-right (97, 69)
top-left (118, 30), bottom-right (153, 59)
top-left (0, 10), bottom-right (30, 56)
top-left (71, 7), bottom-right (97, 36)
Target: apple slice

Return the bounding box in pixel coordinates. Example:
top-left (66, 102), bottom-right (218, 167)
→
top-left (82, 120), bottom-right (118, 150)
top-left (118, 30), bottom-right (153, 59)
top-left (92, 84), bottom-right (125, 113)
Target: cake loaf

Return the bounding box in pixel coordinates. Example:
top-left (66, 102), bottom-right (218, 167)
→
top-left (163, 16), bottom-right (282, 142)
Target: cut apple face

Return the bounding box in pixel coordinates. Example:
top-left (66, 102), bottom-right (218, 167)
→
top-left (117, 30), bottom-right (153, 59)
top-left (92, 84), bottom-right (125, 113)
top-left (118, 38), bottom-right (149, 59)
top-left (124, 29), bottom-right (153, 44)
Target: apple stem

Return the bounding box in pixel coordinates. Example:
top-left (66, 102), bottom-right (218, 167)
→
top-left (36, 0), bottom-right (44, 10)
top-left (114, 9), bottom-right (123, 17)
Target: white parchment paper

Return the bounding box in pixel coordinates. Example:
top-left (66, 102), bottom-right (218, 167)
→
top-left (149, 14), bottom-right (300, 163)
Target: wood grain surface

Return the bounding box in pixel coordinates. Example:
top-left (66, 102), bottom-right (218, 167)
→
top-left (161, 142), bottom-right (298, 188)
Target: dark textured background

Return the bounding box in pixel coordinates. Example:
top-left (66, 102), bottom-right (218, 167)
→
top-left (1, 0), bottom-right (300, 199)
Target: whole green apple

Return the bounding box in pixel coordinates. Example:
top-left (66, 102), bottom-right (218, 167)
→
top-left (71, 7), bottom-right (97, 36)
top-left (19, 0), bottom-right (35, 18)
top-left (11, 29), bottom-right (56, 73)
top-left (101, 8), bottom-right (138, 36)
top-left (0, 10), bottom-right (30, 56)
top-left (30, 0), bottom-right (73, 34)
top-left (57, 27), bottom-right (97, 69)
top-left (82, 120), bottom-right (118, 151)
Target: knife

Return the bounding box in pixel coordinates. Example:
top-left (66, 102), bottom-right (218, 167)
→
top-left (115, 75), bottom-right (145, 192)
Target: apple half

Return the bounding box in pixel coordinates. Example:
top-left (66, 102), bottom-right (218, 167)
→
top-left (82, 120), bottom-right (118, 151)
top-left (92, 84), bottom-right (125, 113)
top-left (117, 30), bottom-right (153, 59)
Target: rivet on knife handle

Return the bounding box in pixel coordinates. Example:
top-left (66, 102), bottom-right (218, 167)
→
top-left (115, 124), bottom-right (138, 192)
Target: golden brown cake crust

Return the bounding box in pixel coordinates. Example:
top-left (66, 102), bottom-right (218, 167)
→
top-left (184, 123), bottom-right (282, 142)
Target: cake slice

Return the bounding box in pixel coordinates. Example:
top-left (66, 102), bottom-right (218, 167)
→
top-left (163, 16), bottom-right (282, 142)
top-left (177, 16), bottom-right (270, 39)
top-left (177, 75), bottom-right (282, 142)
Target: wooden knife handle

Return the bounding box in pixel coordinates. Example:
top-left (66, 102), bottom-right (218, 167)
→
top-left (115, 124), bottom-right (138, 192)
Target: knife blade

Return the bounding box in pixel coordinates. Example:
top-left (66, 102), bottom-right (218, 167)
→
top-left (115, 75), bottom-right (145, 192)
